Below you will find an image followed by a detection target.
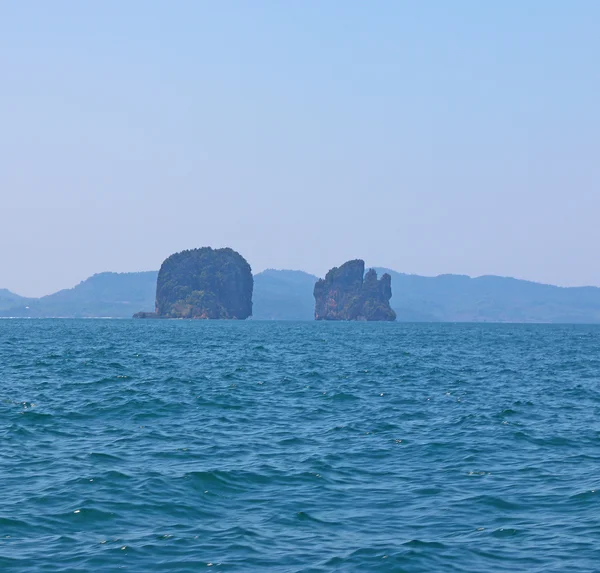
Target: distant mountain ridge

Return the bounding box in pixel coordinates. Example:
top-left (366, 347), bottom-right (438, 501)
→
top-left (0, 272), bottom-right (158, 318)
top-left (3, 268), bottom-right (600, 323)
top-left (376, 269), bottom-right (600, 323)
top-left (0, 288), bottom-right (32, 311)
top-left (252, 269), bottom-right (318, 320)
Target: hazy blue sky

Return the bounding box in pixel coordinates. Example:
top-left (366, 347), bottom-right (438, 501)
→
top-left (1, 1), bottom-right (599, 296)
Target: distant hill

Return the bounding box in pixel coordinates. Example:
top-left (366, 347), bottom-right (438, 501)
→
top-left (252, 269), bottom-right (318, 320)
top-left (0, 269), bottom-right (319, 319)
top-left (376, 269), bottom-right (600, 323)
top-left (0, 272), bottom-right (158, 318)
top-left (4, 267), bottom-right (600, 323)
top-left (0, 288), bottom-right (32, 311)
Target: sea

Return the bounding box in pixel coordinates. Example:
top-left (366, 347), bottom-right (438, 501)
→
top-left (1, 319), bottom-right (600, 572)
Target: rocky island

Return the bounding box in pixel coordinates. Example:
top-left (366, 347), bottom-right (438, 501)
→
top-left (133, 247), bottom-right (253, 319)
top-left (314, 260), bottom-right (396, 321)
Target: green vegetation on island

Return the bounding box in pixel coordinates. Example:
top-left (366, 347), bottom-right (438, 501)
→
top-left (135, 247), bottom-right (253, 319)
top-left (314, 260), bottom-right (396, 321)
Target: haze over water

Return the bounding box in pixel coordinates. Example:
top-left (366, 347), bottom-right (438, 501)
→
top-left (2, 319), bottom-right (599, 572)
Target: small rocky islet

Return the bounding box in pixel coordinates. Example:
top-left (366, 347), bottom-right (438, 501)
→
top-left (134, 247), bottom-right (253, 320)
top-left (134, 249), bottom-right (396, 321)
top-left (313, 259), bottom-right (396, 321)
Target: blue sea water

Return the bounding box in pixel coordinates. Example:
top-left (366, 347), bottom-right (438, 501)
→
top-left (1, 320), bottom-right (600, 572)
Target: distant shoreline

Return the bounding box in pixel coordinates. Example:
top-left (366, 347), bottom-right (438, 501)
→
top-left (3, 269), bottom-right (600, 323)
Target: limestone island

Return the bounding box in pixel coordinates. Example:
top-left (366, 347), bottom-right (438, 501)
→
top-left (133, 247), bottom-right (253, 319)
top-left (314, 259), bottom-right (396, 321)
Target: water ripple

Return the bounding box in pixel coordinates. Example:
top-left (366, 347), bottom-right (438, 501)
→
top-left (1, 320), bottom-right (600, 571)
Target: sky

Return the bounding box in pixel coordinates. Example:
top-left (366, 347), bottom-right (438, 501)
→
top-left (1, 0), bottom-right (599, 297)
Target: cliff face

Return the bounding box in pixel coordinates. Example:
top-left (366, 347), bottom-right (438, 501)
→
top-left (148, 247), bottom-right (253, 319)
top-left (314, 260), bottom-right (396, 321)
